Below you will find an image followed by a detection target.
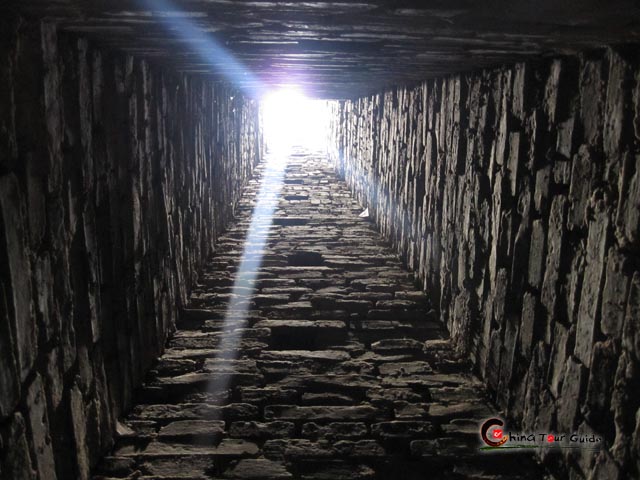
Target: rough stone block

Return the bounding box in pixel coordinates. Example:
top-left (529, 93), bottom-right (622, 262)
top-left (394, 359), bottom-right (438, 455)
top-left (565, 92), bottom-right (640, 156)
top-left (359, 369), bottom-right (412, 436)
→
top-left (604, 50), bottom-right (631, 161)
top-left (564, 248), bottom-right (586, 325)
top-left (541, 195), bottom-right (567, 326)
top-left (370, 421), bottom-right (434, 439)
top-left (548, 322), bottom-right (570, 398)
top-left (534, 164), bottom-right (551, 214)
top-left (556, 116), bottom-right (575, 161)
top-left (610, 350), bottom-right (638, 465)
top-left (0, 413), bottom-right (36, 480)
top-left (557, 357), bottom-right (586, 433)
top-left (507, 131), bottom-right (521, 196)
top-left (543, 59), bottom-right (562, 124)
top-left (522, 343), bottom-right (548, 431)
top-left (25, 375), bottom-right (57, 479)
top-left (527, 220), bottom-right (546, 289)
top-left (114, 438), bottom-right (259, 458)
top-left (519, 292), bottom-right (537, 359)
top-left (0, 286), bottom-right (19, 420)
top-left (302, 422), bottom-right (368, 440)
top-left (601, 249), bottom-right (631, 338)
top-left (497, 319), bottom-right (518, 408)
top-left (589, 450), bottom-right (621, 480)
top-left (575, 204), bottom-right (610, 368)
top-left (485, 329), bottom-right (502, 392)
top-left (584, 340), bottom-right (617, 431)
top-left (0, 174), bottom-right (36, 381)
top-left (568, 145), bottom-right (596, 230)
top-left (264, 405), bottom-right (377, 421)
top-left (158, 420), bottom-right (225, 438)
top-left (579, 59), bottom-right (604, 148)
top-left (224, 458), bottom-right (292, 479)
top-left (70, 385), bottom-right (91, 480)
top-left (622, 272), bottom-right (640, 361)
top-left (615, 152), bottom-right (640, 246)
top-left (0, 21), bottom-right (18, 171)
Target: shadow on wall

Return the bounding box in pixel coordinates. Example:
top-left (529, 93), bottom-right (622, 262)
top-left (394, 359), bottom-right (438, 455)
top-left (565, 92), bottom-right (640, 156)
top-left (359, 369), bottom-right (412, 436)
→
top-left (329, 46), bottom-right (640, 479)
top-left (0, 15), bottom-right (261, 480)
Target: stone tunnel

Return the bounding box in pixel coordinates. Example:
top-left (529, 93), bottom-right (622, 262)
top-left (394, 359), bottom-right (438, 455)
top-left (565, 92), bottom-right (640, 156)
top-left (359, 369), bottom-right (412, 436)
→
top-left (1, 1), bottom-right (640, 479)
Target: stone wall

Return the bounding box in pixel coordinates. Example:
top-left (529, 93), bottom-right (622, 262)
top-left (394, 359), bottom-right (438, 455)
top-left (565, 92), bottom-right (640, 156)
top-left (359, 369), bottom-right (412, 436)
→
top-left (329, 47), bottom-right (640, 478)
top-left (0, 15), bottom-right (261, 479)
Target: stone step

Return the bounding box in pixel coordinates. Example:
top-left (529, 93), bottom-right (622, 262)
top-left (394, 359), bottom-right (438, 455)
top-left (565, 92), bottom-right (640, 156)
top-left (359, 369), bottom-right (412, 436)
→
top-left (113, 438), bottom-right (259, 458)
top-left (254, 320), bottom-right (348, 349)
top-left (264, 405), bottom-right (379, 422)
top-left (130, 403), bottom-right (259, 422)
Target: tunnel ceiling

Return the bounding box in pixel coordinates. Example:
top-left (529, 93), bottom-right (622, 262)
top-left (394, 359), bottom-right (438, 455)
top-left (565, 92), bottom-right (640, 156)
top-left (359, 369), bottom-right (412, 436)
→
top-left (18, 0), bottom-right (640, 98)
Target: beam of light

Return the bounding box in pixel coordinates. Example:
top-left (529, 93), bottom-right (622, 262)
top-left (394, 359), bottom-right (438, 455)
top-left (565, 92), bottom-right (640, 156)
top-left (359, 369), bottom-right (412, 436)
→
top-left (206, 150), bottom-right (287, 410)
top-left (206, 89), bottom-right (329, 409)
top-left (138, 0), bottom-right (265, 97)
top-left (206, 89), bottom-right (329, 407)
top-left (261, 87), bottom-right (330, 154)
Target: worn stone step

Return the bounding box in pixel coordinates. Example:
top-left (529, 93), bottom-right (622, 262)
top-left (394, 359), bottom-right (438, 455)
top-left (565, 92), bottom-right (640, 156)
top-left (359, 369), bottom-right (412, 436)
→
top-left (349, 320), bottom-right (444, 342)
top-left (158, 420), bottom-right (226, 439)
top-left (272, 217), bottom-right (309, 226)
top-left (370, 339), bottom-right (425, 354)
top-left (263, 439), bottom-right (385, 460)
top-left (254, 320), bottom-right (348, 349)
top-left (427, 402), bottom-right (493, 420)
top-left (293, 461), bottom-right (376, 480)
top-left (264, 405), bottom-right (378, 422)
top-left (130, 403), bottom-right (258, 421)
top-left (181, 308), bottom-right (265, 322)
top-left (259, 350), bottom-right (351, 363)
top-left (300, 392), bottom-right (356, 406)
top-left (168, 332), bottom-right (269, 351)
top-left (237, 387), bottom-right (299, 405)
top-left (275, 374), bottom-right (380, 395)
top-left (114, 439), bottom-right (259, 458)
top-left (228, 421), bottom-right (296, 439)
top-left (301, 422), bottom-right (368, 440)
top-left (371, 421), bottom-right (436, 440)
top-left (224, 458), bottom-right (293, 479)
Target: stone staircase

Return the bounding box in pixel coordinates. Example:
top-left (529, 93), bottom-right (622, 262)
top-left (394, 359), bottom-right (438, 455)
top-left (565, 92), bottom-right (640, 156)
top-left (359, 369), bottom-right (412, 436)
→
top-left (93, 149), bottom-right (544, 479)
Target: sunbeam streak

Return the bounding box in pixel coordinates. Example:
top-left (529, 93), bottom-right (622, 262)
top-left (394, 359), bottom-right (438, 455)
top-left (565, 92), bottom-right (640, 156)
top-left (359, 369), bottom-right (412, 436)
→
top-left (139, 0), bottom-right (265, 97)
top-left (206, 151), bottom-right (288, 409)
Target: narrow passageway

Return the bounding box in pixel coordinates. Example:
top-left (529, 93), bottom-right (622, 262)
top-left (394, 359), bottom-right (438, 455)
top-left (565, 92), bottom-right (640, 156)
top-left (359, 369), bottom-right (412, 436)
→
top-left (93, 149), bottom-right (542, 480)
top-left (3, 5), bottom-right (640, 479)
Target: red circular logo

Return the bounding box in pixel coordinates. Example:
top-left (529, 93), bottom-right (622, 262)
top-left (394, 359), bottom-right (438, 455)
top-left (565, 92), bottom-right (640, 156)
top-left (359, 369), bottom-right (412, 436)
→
top-left (480, 418), bottom-right (509, 447)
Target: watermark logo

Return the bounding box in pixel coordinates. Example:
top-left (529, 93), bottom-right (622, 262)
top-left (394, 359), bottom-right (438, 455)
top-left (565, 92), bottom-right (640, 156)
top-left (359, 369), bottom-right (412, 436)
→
top-left (480, 418), bottom-right (509, 447)
top-left (478, 418), bottom-right (603, 452)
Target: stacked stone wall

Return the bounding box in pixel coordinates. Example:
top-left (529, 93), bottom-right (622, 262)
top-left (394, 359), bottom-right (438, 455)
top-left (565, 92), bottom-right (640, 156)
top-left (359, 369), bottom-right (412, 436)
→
top-left (0, 15), bottom-right (261, 479)
top-left (329, 47), bottom-right (640, 477)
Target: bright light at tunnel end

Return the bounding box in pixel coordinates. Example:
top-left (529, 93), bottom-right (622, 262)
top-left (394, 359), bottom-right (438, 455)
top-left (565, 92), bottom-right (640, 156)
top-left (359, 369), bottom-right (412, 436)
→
top-left (206, 87), bottom-right (328, 407)
top-left (261, 87), bottom-right (330, 153)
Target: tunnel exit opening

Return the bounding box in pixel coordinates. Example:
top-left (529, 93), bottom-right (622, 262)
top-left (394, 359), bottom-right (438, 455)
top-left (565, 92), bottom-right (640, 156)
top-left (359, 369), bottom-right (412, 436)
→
top-left (260, 88), bottom-right (330, 154)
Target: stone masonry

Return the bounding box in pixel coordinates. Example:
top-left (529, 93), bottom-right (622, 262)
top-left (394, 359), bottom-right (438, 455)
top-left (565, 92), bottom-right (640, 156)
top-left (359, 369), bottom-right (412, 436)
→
top-left (3, 6), bottom-right (640, 480)
top-left (329, 47), bottom-right (640, 478)
top-left (0, 16), bottom-right (261, 479)
top-left (93, 150), bottom-right (544, 480)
